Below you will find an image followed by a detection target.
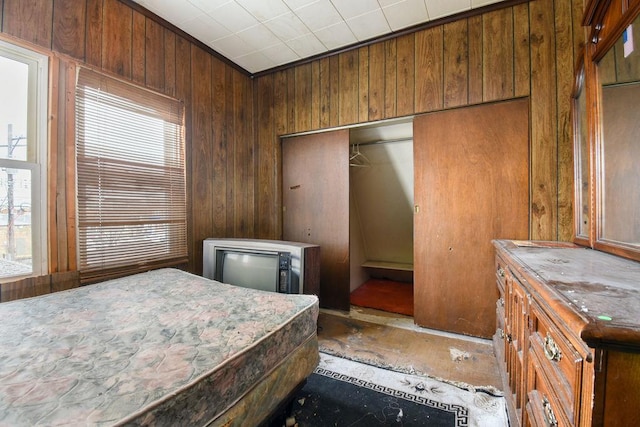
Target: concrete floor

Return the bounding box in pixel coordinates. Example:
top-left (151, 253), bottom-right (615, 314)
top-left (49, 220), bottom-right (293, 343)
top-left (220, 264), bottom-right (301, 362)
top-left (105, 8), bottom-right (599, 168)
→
top-left (317, 306), bottom-right (503, 390)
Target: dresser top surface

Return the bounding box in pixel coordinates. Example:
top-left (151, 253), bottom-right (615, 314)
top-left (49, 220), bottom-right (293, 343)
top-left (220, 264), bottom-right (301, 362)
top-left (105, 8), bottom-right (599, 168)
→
top-left (494, 240), bottom-right (640, 349)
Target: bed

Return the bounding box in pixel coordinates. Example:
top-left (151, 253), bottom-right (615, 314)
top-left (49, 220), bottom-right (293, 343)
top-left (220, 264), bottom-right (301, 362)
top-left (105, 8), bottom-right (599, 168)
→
top-left (0, 268), bottom-right (319, 426)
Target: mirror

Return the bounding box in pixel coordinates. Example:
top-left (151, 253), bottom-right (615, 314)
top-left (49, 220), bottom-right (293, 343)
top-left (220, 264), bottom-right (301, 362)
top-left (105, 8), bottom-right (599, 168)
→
top-left (597, 13), bottom-right (640, 250)
top-left (573, 63), bottom-right (589, 240)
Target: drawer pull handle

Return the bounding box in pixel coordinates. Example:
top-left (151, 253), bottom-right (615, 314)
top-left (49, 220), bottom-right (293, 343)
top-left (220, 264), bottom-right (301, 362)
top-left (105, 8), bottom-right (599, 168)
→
top-left (544, 333), bottom-right (562, 362)
top-left (497, 267), bottom-right (505, 277)
top-left (542, 396), bottom-right (558, 427)
top-left (497, 328), bottom-right (504, 339)
top-left (499, 297), bottom-right (505, 307)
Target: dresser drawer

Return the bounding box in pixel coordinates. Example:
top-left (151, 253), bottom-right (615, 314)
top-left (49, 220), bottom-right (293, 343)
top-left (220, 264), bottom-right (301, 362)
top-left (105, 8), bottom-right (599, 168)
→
top-left (495, 255), bottom-right (507, 292)
top-left (526, 347), bottom-right (573, 427)
top-left (529, 303), bottom-right (583, 422)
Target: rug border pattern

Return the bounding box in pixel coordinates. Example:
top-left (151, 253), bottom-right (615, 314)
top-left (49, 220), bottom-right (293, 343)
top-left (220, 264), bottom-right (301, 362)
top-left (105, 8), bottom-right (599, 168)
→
top-left (314, 366), bottom-right (470, 427)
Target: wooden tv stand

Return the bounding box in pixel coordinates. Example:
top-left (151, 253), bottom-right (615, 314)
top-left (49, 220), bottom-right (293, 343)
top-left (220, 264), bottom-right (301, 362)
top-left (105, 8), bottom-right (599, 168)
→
top-left (493, 240), bottom-right (640, 426)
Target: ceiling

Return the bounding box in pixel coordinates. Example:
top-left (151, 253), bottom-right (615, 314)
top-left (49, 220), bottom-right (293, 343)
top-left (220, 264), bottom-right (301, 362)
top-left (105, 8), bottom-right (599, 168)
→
top-left (131, 0), bottom-right (508, 74)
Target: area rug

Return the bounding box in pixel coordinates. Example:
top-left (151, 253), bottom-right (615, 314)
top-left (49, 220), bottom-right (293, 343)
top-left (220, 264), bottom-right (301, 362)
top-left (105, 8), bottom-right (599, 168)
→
top-left (279, 353), bottom-right (508, 426)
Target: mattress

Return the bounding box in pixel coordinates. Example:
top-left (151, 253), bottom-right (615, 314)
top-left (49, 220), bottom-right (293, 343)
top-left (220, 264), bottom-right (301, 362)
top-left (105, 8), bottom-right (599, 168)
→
top-left (0, 268), bottom-right (319, 426)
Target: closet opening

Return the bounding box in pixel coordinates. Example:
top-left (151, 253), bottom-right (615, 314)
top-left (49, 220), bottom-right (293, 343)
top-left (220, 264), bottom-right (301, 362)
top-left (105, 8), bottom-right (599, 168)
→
top-left (348, 121), bottom-right (414, 317)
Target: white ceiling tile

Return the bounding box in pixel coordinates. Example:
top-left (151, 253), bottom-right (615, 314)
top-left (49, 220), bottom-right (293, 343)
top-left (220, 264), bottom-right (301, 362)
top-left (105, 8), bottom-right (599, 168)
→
top-left (211, 34), bottom-right (255, 58)
top-left (330, 0), bottom-right (380, 20)
top-left (260, 42), bottom-right (300, 65)
top-left (294, 0), bottom-right (342, 31)
top-left (131, 0), bottom-right (509, 73)
top-left (233, 51), bottom-right (276, 72)
top-left (236, 0), bottom-right (291, 21)
top-left (282, 0), bottom-right (318, 11)
top-left (143, 0), bottom-right (204, 25)
top-left (383, 0), bottom-right (430, 31)
top-left (181, 15), bottom-right (232, 42)
top-left (377, 0), bottom-right (404, 6)
top-left (264, 11), bottom-right (311, 41)
top-left (236, 24), bottom-right (282, 49)
top-left (313, 21), bottom-right (357, 50)
top-left (209, 1), bottom-right (260, 33)
top-left (346, 9), bottom-right (391, 41)
top-left (425, 0), bottom-right (471, 20)
top-left (287, 33), bottom-right (326, 57)
top-left (187, 0), bottom-right (232, 14)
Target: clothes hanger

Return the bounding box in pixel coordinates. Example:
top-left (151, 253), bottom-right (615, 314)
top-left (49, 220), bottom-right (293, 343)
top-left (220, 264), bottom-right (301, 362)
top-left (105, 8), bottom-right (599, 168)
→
top-left (349, 144), bottom-right (370, 167)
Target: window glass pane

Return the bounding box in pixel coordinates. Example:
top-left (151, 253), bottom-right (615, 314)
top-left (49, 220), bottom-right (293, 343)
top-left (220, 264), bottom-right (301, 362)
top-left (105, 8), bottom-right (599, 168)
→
top-left (0, 56), bottom-right (29, 161)
top-left (0, 168), bottom-right (33, 277)
top-left (76, 68), bottom-right (186, 281)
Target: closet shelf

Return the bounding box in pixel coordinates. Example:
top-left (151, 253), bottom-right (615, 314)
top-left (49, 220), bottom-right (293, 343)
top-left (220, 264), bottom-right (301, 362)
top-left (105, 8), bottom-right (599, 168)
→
top-left (361, 261), bottom-right (413, 272)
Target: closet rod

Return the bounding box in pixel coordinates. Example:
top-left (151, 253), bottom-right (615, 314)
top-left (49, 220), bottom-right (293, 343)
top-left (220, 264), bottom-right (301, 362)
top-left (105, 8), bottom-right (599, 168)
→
top-left (349, 137), bottom-right (412, 147)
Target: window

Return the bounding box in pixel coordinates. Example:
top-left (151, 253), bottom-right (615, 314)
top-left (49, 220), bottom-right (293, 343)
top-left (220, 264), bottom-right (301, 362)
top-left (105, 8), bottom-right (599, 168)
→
top-left (0, 40), bottom-right (48, 282)
top-left (75, 68), bottom-right (187, 283)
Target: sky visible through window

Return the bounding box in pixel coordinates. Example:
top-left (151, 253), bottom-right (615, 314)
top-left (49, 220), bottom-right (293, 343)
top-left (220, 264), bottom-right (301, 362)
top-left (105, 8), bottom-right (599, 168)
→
top-left (0, 54), bottom-right (32, 275)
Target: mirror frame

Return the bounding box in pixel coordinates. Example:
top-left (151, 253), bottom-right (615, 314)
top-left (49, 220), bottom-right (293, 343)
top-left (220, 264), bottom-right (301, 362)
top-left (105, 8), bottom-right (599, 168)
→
top-left (578, 0), bottom-right (640, 261)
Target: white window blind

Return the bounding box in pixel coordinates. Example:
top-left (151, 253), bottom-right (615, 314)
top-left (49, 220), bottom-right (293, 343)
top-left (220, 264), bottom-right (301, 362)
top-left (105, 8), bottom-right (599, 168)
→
top-left (75, 68), bottom-right (187, 283)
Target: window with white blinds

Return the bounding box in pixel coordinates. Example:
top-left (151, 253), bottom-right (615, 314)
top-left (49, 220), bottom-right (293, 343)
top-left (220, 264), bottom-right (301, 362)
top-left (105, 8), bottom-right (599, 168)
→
top-left (75, 68), bottom-right (187, 283)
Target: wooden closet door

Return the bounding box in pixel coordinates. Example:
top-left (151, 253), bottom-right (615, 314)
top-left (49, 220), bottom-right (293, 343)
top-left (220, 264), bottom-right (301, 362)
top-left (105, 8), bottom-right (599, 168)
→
top-left (413, 99), bottom-right (529, 338)
top-left (282, 130), bottom-right (350, 310)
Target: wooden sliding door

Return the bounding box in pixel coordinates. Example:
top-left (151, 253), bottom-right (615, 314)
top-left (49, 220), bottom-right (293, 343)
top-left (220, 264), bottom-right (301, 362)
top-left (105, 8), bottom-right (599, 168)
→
top-left (282, 130), bottom-right (350, 310)
top-left (413, 99), bottom-right (529, 338)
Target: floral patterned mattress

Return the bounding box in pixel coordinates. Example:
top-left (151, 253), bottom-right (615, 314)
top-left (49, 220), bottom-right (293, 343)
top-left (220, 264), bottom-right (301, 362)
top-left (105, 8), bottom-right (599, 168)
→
top-left (0, 268), bottom-right (319, 426)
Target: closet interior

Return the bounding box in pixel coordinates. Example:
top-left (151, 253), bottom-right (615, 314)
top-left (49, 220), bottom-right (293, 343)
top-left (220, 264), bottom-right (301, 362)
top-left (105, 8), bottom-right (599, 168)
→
top-left (348, 120), bottom-right (414, 316)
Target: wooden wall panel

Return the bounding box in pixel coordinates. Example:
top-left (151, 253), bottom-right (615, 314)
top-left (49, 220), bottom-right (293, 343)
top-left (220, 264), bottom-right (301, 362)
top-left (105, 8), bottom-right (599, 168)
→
top-left (311, 61), bottom-right (320, 129)
top-left (396, 34), bottom-right (415, 117)
top-left (224, 66), bottom-right (236, 237)
top-left (556, 0), bottom-right (578, 242)
top-left (358, 46), bottom-right (369, 122)
top-left (483, 8), bottom-right (514, 101)
top-left (443, 19), bottom-right (469, 108)
top-left (163, 28), bottom-right (176, 97)
top-left (318, 57), bottom-right (331, 129)
top-left (2, 0), bottom-right (52, 48)
top-left (514, 3), bottom-right (531, 97)
top-left (211, 58), bottom-right (228, 239)
top-left (415, 26), bottom-right (444, 112)
top-left (468, 15), bottom-right (484, 104)
top-left (328, 55), bottom-right (340, 128)
top-left (384, 39), bottom-right (397, 118)
top-left (85, 0), bottom-right (103, 68)
top-left (145, 18), bottom-right (164, 91)
top-left (132, 11), bottom-right (145, 84)
top-left (233, 69), bottom-right (255, 237)
top-left (190, 46), bottom-right (214, 275)
top-left (368, 43), bottom-right (384, 121)
top-left (0, 0), bottom-right (582, 283)
top-left (256, 75), bottom-right (278, 239)
top-left (294, 63), bottom-right (312, 132)
top-left (102, 0), bottom-right (132, 78)
top-left (52, 0), bottom-right (86, 60)
top-left (530, 0), bottom-right (558, 240)
top-left (254, 0), bottom-right (582, 242)
top-left (339, 50), bottom-right (359, 126)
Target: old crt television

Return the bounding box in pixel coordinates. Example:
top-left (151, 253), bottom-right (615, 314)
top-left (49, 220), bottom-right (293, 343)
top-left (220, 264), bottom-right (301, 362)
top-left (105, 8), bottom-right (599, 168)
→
top-left (203, 238), bottom-right (320, 295)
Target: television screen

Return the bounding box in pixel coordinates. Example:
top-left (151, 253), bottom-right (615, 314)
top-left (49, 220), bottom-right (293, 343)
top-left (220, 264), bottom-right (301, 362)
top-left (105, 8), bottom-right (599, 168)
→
top-left (220, 250), bottom-right (280, 292)
top-left (203, 238), bottom-right (320, 295)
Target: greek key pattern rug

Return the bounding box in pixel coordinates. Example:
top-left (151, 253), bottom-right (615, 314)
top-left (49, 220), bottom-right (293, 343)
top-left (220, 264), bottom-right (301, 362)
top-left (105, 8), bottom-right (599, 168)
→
top-left (293, 353), bottom-right (508, 427)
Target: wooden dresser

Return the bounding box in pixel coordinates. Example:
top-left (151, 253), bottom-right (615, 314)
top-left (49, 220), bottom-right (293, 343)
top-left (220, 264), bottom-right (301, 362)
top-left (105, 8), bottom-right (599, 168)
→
top-left (493, 240), bottom-right (640, 427)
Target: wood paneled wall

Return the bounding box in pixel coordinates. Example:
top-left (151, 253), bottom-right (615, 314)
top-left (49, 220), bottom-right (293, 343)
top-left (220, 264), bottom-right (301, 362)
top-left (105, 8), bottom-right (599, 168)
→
top-left (0, 0), bottom-right (254, 280)
top-left (255, 0), bottom-right (586, 242)
top-left (1, 0), bottom-right (586, 294)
